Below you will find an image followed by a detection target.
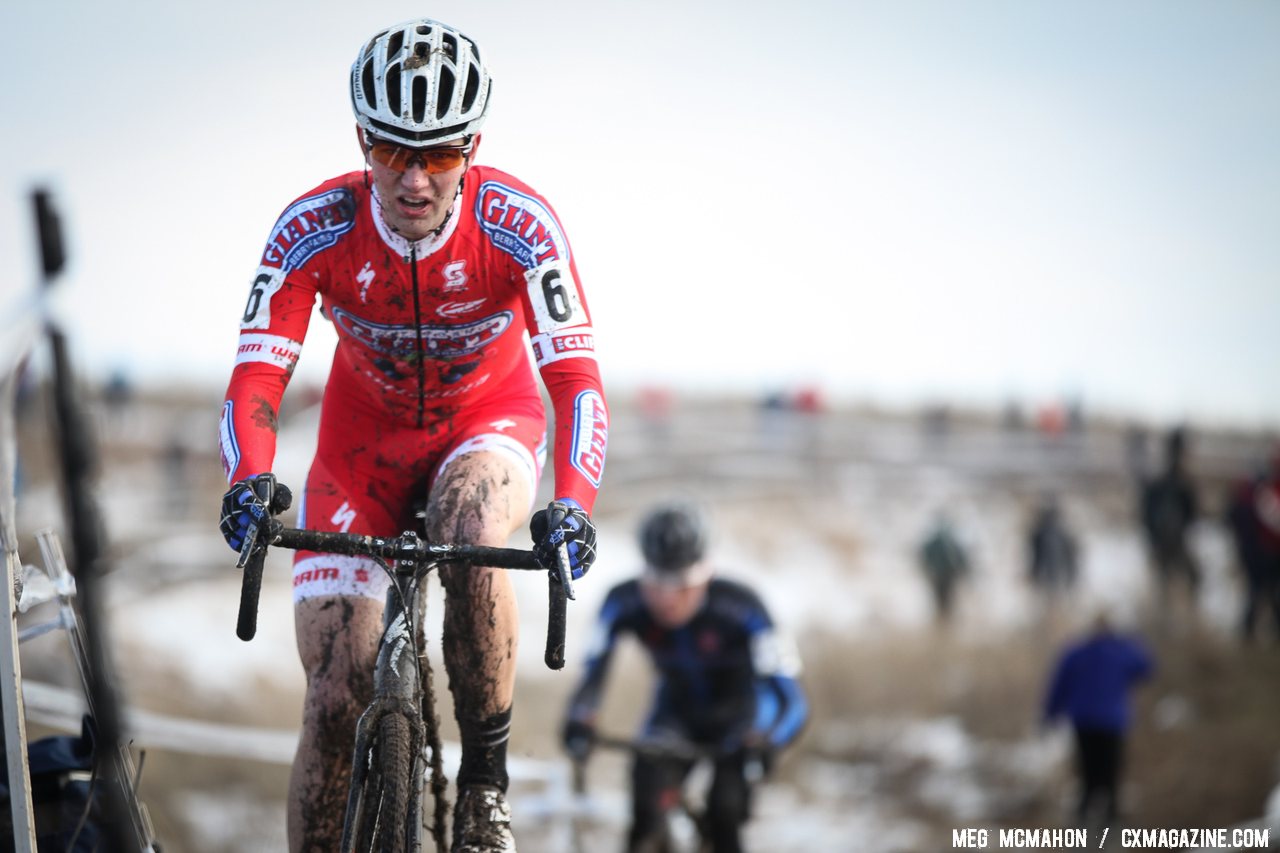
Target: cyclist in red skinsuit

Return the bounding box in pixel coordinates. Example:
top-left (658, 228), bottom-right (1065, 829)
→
top-left (217, 19), bottom-right (606, 853)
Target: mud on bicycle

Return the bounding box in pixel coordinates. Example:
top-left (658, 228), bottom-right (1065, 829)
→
top-left (232, 476), bottom-right (575, 853)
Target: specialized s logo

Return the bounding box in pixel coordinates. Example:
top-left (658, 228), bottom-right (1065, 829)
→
top-left (476, 181), bottom-right (569, 270)
top-left (570, 390), bottom-right (608, 488)
top-left (356, 261), bottom-right (376, 302)
top-left (330, 305), bottom-right (514, 358)
top-left (260, 189), bottom-right (356, 273)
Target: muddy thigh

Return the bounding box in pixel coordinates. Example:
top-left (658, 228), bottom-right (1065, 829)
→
top-left (424, 449), bottom-right (531, 720)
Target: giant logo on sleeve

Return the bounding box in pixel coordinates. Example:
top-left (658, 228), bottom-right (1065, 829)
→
top-left (570, 390), bottom-right (608, 487)
top-left (260, 189), bottom-right (356, 272)
top-left (475, 181), bottom-right (569, 270)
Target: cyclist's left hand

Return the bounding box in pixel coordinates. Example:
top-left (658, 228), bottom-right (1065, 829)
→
top-left (530, 498), bottom-right (597, 579)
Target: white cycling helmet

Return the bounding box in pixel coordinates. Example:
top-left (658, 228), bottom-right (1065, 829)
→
top-left (350, 19), bottom-right (492, 146)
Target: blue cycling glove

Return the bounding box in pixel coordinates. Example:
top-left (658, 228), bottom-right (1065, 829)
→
top-left (530, 498), bottom-right (598, 580)
top-left (219, 475), bottom-right (273, 551)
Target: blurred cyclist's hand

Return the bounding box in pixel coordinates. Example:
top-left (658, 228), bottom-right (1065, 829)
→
top-left (531, 498), bottom-right (597, 579)
top-left (561, 719), bottom-right (595, 762)
top-left (219, 474), bottom-right (289, 551)
top-left (736, 731), bottom-right (776, 780)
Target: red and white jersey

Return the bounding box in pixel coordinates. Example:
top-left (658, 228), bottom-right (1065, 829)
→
top-left (219, 165), bottom-right (607, 511)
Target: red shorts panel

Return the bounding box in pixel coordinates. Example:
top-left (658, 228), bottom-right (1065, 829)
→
top-left (291, 387), bottom-right (546, 602)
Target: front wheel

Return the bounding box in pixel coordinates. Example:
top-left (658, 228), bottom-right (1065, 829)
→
top-left (343, 713), bottom-right (416, 853)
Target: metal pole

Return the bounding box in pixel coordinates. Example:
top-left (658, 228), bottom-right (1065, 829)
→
top-left (1, 357), bottom-right (38, 851)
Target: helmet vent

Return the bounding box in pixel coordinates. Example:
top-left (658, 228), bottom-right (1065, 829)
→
top-left (361, 60), bottom-right (378, 111)
top-left (386, 30), bottom-right (405, 61)
top-left (412, 75), bottom-right (429, 124)
top-left (416, 24), bottom-right (432, 36)
top-left (442, 33), bottom-right (459, 63)
top-left (436, 68), bottom-right (456, 119)
top-left (386, 64), bottom-right (402, 116)
top-left (462, 71), bottom-right (479, 113)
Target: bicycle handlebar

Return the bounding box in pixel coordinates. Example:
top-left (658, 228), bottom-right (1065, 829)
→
top-left (233, 477), bottom-right (276, 642)
top-left (234, 515), bottom-right (571, 670)
top-left (586, 734), bottom-right (715, 763)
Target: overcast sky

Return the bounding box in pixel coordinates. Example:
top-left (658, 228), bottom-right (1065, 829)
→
top-left (2, 0), bottom-right (1277, 427)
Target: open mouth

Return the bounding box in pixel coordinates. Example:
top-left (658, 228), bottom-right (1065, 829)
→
top-left (398, 196), bottom-right (431, 215)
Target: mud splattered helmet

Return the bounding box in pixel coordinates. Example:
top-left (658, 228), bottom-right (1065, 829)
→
top-left (350, 19), bottom-right (492, 146)
top-left (639, 504), bottom-right (710, 574)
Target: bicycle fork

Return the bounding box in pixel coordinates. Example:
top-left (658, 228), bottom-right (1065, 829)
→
top-left (342, 583), bottom-right (427, 853)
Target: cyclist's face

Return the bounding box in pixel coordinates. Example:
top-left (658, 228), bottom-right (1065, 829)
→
top-left (640, 575), bottom-right (710, 629)
top-left (360, 128), bottom-right (477, 241)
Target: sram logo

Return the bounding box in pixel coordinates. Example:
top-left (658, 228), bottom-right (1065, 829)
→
top-left (330, 306), bottom-right (513, 358)
top-left (260, 188), bottom-right (356, 272)
top-left (570, 390), bottom-right (607, 488)
top-left (475, 181), bottom-right (568, 269)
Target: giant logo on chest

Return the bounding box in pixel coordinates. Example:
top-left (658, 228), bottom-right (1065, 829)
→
top-left (476, 181), bottom-right (569, 270)
top-left (330, 305), bottom-right (513, 359)
top-left (261, 189), bottom-right (356, 272)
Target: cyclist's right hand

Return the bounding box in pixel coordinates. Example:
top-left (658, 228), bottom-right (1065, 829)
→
top-left (219, 474), bottom-right (281, 551)
top-left (562, 719), bottom-right (595, 762)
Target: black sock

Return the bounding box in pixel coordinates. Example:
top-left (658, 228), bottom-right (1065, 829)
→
top-left (457, 707), bottom-right (512, 792)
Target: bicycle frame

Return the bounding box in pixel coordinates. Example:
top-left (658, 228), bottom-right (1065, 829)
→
top-left (234, 507), bottom-right (573, 852)
top-left (572, 734), bottom-right (755, 853)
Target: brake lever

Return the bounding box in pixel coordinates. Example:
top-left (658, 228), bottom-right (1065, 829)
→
top-left (554, 541), bottom-right (576, 602)
top-left (235, 519), bottom-right (261, 569)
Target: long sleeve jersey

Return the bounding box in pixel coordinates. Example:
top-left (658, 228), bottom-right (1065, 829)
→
top-left (566, 577), bottom-right (809, 750)
top-left (218, 166), bottom-right (607, 511)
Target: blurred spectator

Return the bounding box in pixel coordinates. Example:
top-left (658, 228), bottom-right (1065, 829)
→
top-left (1028, 494), bottom-right (1079, 597)
top-left (1002, 398), bottom-right (1025, 434)
top-left (758, 386), bottom-right (826, 459)
top-left (792, 385), bottom-right (824, 416)
top-left (1123, 425), bottom-right (1149, 482)
top-left (1044, 612), bottom-right (1154, 828)
top-left (102, 368), bottom-right (133, 412)
top-left (1225, 465), bottom-right (1278, 642)
top-left (1253, 449), bottom-right (1280, 640)
top-left (1065, 396), bottom-right (1086, 436)
top-left (918, 513), bottom-right (971, 623)
top-left (922, 403), bottom-right (951, 446)
top-left (637, 385), bottom-right (675, 449)
top-left (162, 430), bottom-right (191, 519)
top-left (1139, 426), bottom-right (1200, 597)
top-left (1036, 403), bottom-right (1066, 440)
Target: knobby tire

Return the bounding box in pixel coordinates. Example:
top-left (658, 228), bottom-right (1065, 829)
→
top-left (349, 713), bottom-right (415, 853)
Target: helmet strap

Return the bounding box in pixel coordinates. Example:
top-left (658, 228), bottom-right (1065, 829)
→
top-left (428, 171), bottom-right (466, 238)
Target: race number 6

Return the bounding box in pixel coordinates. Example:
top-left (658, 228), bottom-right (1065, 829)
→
top-left (526, 261), bottom-right (584, 333)
top-left (241, 268), bottom-right (285, 330)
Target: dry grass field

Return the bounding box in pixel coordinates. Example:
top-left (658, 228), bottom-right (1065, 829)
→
top-left (9, 383), bottom-right (1280, 851)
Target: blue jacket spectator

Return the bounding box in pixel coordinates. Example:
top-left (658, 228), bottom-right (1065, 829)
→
top-left (1044, 615), bottom-right (1153, 826)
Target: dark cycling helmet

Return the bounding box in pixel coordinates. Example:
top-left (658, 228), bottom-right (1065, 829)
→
top-left (639, 504), bottom-right (709, 573)
top-left (350, 19), bottom-right (492, 146)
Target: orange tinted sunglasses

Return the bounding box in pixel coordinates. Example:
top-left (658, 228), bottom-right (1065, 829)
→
top-left (365, 138), bottom-right (472, 173)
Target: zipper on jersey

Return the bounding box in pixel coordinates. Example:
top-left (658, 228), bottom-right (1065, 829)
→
top-left (408, 244), bottom-right (426, 429)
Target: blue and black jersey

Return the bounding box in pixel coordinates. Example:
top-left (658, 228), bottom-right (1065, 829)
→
top-left (566, 576), bottom-right (809, 750)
